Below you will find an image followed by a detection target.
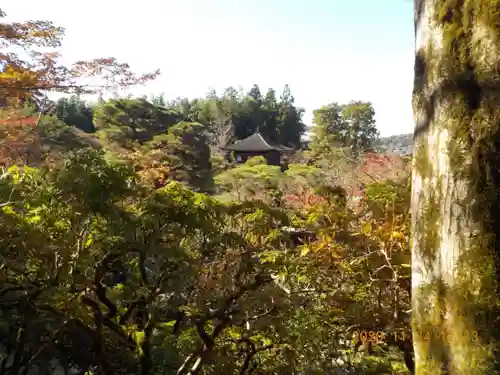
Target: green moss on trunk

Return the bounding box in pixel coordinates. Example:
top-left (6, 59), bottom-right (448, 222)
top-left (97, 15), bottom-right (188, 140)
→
top-left (412, 0), bottom-right (500, 373)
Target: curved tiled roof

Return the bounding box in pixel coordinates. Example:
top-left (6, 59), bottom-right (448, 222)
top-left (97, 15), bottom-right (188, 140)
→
top-left (223, 132), bottom-right (293, 152)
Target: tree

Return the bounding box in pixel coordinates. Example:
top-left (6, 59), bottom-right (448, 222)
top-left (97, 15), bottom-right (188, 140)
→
top-left (310, 102), bottom-right (346, 151)
top-left (235, 95), bottom-right (261, 140)
top-left (261, 88), bottom-right (279, 142)
top-left (248, 84), bottom-right (263, 103)
top-left (342, 101), bottom-right (379, 155)
top-left (0, 148), bottom-right (306, 375)
top-left (55, 95), bottom-right (95, 133)
top-left (0, 105), bottom-right (102, 167)
top-left (0, 135), bottom-right (414, 374)
top-left (276, 85), bottom-right (305, 148)
top-left (146, 122), bottom-right (213, 192)
top-left (411, 0), bottom-right (500, 374)
top-left (214, 156), bottom-right (283, 203)
top-left (150, 93), bottom-right (166, 107)
top-left (311, 101), bottom-right (379, 157)
top-left (93, 98), bottom-right (180, 146)
top-left (0, 9), bottom-right (159, 107)
top-left (200, 96), bottom-right (234, 149)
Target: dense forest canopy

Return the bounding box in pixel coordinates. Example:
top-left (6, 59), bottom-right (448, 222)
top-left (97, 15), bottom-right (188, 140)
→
top-left (1, 1), bottom-right (499, 375)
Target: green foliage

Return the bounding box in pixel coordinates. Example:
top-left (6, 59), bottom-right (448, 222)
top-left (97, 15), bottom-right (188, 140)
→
top-left (145, 121), bottom-right (213, 192)
top-left (342, 101), bottom-right (379, 154)
top-left (215, 156), bottom-right (282, 202)
top-left (311, 101), bottom-right (345, 150)
top-left (0, 13), bottom-right (421, 373)
top-left (37, 115), bottom-right (102, 151)
top-left (284, 163), bottom-right (325, 185)
top-left (0, 137), bottom-right (414, 375)
top-left (364, 179), bottom-right (410, 217)
top-left (0, 149), bottom-right (294, 374)
top-left (150, 93), bottom-right (166, 107)
top-left (1, 64), bottom-right (414, 374)
top-left (276, 84), bottom-right (306, 148)
top-left (166, 84), bottom-right (306, 149)
top-left (311, 100), bottom-right (379, 157)
top-left (94, 98), bottom-right (180, 146)
top-left (53, 148), bottom-right (134, 213)
top-left (55, 95), bottom-right (95, 133)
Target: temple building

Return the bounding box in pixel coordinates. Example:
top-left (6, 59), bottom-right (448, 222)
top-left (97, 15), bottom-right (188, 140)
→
top-left (223, 132), bottom-right (293, 167)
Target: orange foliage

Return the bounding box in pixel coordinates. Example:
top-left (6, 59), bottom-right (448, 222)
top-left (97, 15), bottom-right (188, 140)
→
top-left (283, 191), bottom-right (327, 209)
top-left (282, 151), bottom-right (408, 211)
top-left (0, 115), bottom-right (41, 166)
top-left (359, 152), bottom-right (407, 181)
top-left (350, 151), bottom-right (409, 209)
top-left (0, 115), bottom-right (38, 127)
top-left (0, 9), bottom-right (160, 107)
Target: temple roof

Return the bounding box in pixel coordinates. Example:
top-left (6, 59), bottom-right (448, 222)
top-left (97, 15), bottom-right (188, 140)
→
top-left (223, 132), bottom-right (293, 152)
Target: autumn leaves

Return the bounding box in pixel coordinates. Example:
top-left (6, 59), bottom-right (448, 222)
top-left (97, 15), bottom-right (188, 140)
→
top-left (0, 8), bottom-right (159, 107)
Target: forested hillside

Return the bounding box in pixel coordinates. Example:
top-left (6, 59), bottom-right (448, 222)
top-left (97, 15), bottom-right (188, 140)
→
top-left (1, 2), bottom-right (499, 375)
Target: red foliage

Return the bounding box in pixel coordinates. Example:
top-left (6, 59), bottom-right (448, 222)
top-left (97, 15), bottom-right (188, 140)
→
top-left (0, 115), bottom-right (41, 165)
top-left (0, 116), bottom-right (38, 127)
top-left (282, 152), bottom-right (407, 211)
top-left (347, 151), bottom-right (408, 210)
top-left (358, 152), bottom-right (407, 182)
top-left (283, 191), bottom-right (327, 208)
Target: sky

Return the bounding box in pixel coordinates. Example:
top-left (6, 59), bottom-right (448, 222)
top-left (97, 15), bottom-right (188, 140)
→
top-left (4, 0), bottom-right (415, 137)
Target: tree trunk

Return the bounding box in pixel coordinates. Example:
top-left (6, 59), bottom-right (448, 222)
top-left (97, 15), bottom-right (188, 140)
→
top-left (411, 0), bottom-right (500, 374)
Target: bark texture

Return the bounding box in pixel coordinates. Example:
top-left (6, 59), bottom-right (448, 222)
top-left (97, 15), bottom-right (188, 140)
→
top-left (411, 0), bottom-right (500, 374)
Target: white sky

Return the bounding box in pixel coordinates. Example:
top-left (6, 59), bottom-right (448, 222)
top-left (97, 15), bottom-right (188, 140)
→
top-left (3, 0), bottom-right (415, 136)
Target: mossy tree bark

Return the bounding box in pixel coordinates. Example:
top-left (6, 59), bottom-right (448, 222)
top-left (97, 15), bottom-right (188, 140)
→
top-left (411, 0), bottom-right (500, 374)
